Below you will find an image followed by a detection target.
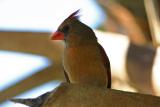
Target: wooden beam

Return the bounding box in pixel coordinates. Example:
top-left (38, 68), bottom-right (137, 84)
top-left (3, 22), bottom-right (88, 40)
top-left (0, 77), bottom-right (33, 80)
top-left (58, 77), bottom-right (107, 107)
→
top-left (0, 31), bottom-right (64, 62)
top-left (0, 64), bottom-right (65, 103)
top-left (42, 83), bottom-right (160, 107)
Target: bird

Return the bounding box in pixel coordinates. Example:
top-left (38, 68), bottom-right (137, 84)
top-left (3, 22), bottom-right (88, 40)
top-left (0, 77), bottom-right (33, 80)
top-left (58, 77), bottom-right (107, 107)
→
top-left (51, 10), bottom-right (111, 88)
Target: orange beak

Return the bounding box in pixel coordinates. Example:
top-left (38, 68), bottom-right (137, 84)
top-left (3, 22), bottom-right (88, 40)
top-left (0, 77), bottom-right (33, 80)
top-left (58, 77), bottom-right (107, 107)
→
top-left (51, 31), bottom-right (65, 40)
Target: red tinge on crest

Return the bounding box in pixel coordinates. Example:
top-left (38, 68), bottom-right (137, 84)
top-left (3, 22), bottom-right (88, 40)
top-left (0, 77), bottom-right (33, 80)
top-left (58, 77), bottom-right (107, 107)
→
top-left (51, 32), bottom-right (65, 40)
top-left (68, 9), bottom-right (80, 20)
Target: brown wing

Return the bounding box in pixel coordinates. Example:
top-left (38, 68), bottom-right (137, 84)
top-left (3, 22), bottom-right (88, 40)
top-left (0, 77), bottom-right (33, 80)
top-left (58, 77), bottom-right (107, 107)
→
top-left (98, 44), bottom-right (111, 88)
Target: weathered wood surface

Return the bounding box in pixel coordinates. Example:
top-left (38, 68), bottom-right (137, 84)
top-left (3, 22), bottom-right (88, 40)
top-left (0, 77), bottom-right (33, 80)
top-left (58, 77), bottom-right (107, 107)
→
top-left (42, 83), bottom-right (160, 107)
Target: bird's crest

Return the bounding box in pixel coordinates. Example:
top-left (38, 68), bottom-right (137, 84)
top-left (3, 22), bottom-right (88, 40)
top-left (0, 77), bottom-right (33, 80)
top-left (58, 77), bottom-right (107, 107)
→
top-left (68, 9), bottom-right (80, 20)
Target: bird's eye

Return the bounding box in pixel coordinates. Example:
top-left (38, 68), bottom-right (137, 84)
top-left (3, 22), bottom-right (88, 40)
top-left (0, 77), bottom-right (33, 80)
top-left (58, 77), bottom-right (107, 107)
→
top-left (62, 25), bottom-right (70, 34)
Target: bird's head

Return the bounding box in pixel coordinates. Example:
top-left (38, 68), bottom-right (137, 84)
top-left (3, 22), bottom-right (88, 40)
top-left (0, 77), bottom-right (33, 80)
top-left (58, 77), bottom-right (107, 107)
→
top-left (51, 10), bottom-right (97, 46)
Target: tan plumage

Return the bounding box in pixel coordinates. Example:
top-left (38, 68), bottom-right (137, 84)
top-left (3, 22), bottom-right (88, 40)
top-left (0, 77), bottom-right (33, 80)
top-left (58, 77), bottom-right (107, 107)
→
top-left (51, 10), bottom-right (111, 88)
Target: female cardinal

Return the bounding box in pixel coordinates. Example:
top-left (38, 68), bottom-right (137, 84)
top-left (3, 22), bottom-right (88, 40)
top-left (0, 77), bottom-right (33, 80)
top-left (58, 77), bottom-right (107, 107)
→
top-left (51, 10), bottom-right (111, 88)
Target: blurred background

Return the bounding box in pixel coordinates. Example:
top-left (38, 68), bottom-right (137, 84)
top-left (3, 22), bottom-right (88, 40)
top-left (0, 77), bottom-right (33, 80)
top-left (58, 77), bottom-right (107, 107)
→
top-left (0, 0), bottom-right (160, 106)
